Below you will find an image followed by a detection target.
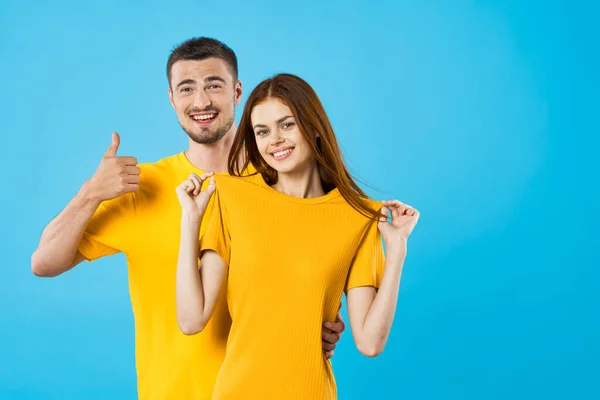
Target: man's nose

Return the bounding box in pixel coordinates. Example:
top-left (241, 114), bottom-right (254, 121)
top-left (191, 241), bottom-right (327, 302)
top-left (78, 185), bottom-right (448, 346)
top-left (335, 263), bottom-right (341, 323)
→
top-left (193, 89), bottom-right (211, 109)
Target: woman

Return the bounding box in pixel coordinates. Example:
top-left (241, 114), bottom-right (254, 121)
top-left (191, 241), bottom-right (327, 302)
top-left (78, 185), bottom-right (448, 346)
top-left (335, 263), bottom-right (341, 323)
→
top-left (175, 74), bottom-right (419, 399)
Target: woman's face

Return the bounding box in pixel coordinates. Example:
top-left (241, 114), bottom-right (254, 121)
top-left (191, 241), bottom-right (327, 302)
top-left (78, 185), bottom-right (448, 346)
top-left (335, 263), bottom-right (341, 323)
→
top-left (251, 98), bottom-right (317, 175)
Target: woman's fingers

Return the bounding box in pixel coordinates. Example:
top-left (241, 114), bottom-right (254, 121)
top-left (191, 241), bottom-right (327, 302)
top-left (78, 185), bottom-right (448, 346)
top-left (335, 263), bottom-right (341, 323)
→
top-left (189, 174), bottom-right (202, 196)
top-left (379, 206), bottom-right (389, 223)
top-left (187, 172), bottom-right (215, 196)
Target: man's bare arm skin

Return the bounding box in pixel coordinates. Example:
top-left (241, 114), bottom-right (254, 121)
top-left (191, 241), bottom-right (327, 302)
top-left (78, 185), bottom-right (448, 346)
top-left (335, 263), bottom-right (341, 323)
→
top-left (31, 132), bottom-right (140, 277)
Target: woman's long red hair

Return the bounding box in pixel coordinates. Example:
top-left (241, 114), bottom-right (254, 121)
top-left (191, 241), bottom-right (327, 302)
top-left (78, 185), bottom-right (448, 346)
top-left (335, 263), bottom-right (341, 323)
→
top-left (229, 73), bottom-right (379, 219)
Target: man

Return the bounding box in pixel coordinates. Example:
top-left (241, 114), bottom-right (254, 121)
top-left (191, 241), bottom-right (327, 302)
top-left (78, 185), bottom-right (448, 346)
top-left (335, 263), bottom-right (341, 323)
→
top-left (31, 37), bottom-right (345, 400)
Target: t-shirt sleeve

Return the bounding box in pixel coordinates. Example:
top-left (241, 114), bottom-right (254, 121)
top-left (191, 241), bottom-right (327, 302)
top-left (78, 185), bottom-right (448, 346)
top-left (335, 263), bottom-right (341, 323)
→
top-left (199, 189), bottom-right (231, 265)
top-left (78, 192), bottom-right (137, 261)
top-left (345, 219), bottom-right (385, 292)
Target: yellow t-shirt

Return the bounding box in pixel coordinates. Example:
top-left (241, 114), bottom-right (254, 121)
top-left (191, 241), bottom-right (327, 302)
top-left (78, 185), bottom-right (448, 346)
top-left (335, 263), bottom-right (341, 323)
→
top-left (78, 153), bottom-right (233, 400)
top-left (200, 174), bottom-right (385, 400)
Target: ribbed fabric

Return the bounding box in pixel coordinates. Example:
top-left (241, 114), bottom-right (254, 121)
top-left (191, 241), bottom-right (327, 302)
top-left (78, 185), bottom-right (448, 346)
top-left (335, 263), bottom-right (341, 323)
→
top-left (78, 153), bottom-right (235, 400)
top-left (200, 174), bottom-right (385, 400)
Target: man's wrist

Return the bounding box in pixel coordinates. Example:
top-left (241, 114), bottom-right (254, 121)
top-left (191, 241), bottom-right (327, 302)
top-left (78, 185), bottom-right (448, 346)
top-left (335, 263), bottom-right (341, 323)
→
top-left (77, 180), bottom-right (103, 209)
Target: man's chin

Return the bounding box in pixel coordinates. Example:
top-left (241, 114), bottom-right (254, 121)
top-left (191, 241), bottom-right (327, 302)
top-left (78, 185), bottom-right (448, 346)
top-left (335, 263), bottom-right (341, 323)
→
top-left (184, 128), bottom-right (226, 145)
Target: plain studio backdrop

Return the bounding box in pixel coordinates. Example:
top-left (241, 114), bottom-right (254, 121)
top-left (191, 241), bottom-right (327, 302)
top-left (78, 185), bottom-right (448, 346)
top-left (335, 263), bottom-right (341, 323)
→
top-left (0, 0), bottom-right (598, 399)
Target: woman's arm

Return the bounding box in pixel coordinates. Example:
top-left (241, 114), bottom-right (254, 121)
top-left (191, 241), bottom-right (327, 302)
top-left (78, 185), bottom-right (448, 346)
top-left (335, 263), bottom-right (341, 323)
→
top-left (174, 172), bottom-right (226, 335)
top-left (347, 200), bottom-right (419, 357)
top-left (176, 223), bottom-right (227, 335)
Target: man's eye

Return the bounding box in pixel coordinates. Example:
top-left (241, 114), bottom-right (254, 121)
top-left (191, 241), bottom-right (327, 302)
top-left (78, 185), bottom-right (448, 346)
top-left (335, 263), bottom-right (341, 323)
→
top-left (209, 84), bottom-right (221, 89)
top-left (180, 87), bottom-right (192, 93)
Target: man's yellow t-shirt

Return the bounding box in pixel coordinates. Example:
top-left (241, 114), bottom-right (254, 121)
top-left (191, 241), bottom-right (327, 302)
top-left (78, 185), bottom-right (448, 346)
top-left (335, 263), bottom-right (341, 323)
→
top-left (200, 174), bottom-right (385, 400)
top-left (78, 153), bottom-right (231, 400)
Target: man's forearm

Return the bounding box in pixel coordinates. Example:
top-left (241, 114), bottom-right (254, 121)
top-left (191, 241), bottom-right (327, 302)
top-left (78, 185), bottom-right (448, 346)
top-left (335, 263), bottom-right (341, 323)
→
top-left (31, 181), bottom-right (102, 277)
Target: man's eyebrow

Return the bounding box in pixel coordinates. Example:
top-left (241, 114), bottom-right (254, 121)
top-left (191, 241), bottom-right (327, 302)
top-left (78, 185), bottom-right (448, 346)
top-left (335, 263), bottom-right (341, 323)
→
top-left (253, 116), bottom-right (294, 129)
top-left (175, 79), bottom-right (196, 89)
top-left (205, 76), bottom-right (226, 84)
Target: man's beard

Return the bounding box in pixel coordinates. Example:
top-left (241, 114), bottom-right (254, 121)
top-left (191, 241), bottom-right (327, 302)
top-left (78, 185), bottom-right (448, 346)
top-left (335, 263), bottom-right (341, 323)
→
top-left (181, 105), bottom-right (235, 144)
top-left (182, 115), bottom-right (234, 144)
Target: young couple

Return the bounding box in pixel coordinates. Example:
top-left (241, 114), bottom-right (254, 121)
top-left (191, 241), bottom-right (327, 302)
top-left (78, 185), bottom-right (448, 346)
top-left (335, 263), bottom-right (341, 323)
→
top-left (32, 37), bottom-right (418, 399)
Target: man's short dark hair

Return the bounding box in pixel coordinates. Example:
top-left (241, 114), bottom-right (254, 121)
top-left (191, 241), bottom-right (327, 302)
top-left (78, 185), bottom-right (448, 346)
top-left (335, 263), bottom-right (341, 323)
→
top-left (167, 37), bottom-right (238, 87)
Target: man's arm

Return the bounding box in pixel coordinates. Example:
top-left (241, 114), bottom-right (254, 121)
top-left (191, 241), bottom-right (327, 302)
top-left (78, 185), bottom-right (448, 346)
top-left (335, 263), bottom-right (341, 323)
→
top-left (31, 186), bottom-right (102, 276)
top-left (31, 132), bottom-right (140, 277)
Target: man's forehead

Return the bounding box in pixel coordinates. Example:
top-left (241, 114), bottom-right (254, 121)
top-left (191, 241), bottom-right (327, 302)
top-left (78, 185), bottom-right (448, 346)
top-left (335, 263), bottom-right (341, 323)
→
top-left (172, 58), bottom-right (232, 80)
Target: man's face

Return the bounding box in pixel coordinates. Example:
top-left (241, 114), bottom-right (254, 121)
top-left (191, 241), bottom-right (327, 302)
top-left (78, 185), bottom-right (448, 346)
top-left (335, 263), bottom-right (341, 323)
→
top-left (169, 58), bottom-right (242, 144)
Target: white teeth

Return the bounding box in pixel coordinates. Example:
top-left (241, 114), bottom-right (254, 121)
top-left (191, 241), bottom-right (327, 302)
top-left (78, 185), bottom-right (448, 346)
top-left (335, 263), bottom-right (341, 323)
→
top-left (192, 114), bottom-right (216, 121)
top-left (273, 148), bottom-right (293, 158)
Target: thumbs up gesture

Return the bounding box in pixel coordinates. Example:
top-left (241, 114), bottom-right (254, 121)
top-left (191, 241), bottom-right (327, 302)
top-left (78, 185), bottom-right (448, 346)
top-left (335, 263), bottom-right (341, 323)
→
top-left (85, 132), bottom-right (141, 201)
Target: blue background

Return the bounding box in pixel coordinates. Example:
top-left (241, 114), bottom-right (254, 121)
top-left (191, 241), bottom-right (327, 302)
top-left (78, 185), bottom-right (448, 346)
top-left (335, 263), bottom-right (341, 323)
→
top-left (1, 0), bottom-right (598, 399)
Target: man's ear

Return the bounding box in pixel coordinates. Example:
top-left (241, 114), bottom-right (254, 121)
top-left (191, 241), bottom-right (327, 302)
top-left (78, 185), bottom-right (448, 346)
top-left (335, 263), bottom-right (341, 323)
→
top-left (234, 80), bottom-right (243, 105)
top-left (168, 87), bottom-right (175, 108)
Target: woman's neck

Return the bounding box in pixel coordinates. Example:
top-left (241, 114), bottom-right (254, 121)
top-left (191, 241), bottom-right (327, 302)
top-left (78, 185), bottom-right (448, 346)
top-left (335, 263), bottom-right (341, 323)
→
top-left (272, 165), bottom-right (325, 198)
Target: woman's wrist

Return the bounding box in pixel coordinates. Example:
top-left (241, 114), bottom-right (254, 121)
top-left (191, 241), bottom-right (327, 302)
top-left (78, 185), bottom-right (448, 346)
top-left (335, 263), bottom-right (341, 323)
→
top-left (385, 237), bottom-right (408, 255)
top-left (181, 212), bottom-right (203, 228)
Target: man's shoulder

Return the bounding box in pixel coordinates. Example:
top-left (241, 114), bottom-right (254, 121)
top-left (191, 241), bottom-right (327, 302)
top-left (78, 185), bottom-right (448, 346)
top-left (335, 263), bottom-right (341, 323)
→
top-left (129, 153), bottom-right (185, 201)
top-left (138, 153), bottom-right (181, 173)
top-left (136, 153), bottom-right (186, 184)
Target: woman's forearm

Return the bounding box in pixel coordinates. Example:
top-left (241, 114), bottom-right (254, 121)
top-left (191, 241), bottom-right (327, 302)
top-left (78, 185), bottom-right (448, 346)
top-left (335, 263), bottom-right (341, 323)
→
top-left (349, 240), bottom-right (407, 357)
top-left (175, 217), bottom-right (206, 335)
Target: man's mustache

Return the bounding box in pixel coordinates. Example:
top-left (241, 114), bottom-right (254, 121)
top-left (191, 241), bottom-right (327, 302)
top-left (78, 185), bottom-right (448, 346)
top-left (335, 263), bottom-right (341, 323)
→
top-left (188, 106), bottom-right (220, 115)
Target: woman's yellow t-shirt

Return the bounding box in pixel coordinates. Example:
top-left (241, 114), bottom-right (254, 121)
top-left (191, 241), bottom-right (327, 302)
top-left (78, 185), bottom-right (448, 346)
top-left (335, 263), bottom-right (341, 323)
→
top-left (200, 174), bottom-right (385, 400)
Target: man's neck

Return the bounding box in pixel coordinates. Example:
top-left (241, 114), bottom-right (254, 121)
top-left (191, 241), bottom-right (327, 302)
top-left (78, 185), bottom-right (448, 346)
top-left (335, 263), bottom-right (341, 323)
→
top-left (184, 125), bottom-right (236, 173)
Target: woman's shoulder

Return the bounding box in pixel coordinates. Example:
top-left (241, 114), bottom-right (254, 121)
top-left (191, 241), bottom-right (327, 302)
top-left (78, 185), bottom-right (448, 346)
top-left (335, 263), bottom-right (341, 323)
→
top-left (334, 196), bottom-right (383, 213)
top-left (364, 198), bottom-right (384, 213)
top-left (213, 173), bottom-right (267, 194)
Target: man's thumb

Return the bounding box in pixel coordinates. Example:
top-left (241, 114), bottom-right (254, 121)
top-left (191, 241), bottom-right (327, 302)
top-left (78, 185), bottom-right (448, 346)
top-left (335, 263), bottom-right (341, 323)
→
top-left (105, 132), bottom-right (120, 157)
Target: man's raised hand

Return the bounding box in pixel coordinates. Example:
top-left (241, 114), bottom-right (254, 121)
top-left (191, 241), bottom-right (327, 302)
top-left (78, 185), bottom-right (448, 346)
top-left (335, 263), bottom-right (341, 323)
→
top-left (86, 132), bottom-right (141, 201)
